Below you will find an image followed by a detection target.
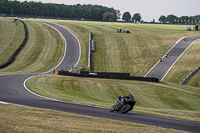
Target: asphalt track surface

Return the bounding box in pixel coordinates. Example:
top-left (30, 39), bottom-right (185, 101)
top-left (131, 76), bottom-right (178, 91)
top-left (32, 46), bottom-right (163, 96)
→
top-left (0, 21), bottom-right (200, 132)
top-left (145, 36), bottom-right (200, 80)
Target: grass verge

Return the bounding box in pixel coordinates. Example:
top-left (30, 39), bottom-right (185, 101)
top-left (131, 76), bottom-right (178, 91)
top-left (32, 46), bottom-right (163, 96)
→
top-left (0, 18), bottom-right (25, 64)
top-left (26, 74), bottom-right (200, 122)
top-left (163, 40), bottom-right (200, 87)
top-left (0, 20), bottom-right (65, 74)
top-left (1, 19), bottom-right (199, 131)
top-left (38, 19), bottom-right (200, 77)
top-left (0, 104), bottom-right (186, 133)
top-left (38, 19), bottom-right (200, 88)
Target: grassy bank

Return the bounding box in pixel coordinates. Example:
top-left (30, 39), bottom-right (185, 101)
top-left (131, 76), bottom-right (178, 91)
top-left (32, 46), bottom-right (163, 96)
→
top-left (0, 104), bottom-right (185, 133)
top-left (163, 40), bottom-right (200, 87)
top-left (38, 19), bottom-right (200, 88)
top-left (185, 70), bottom-right (200, 87)
top-left (23, 19), bottom-right (200, 122)
top-left (39, 19), bottom-right (200, 77)
top-left (1, 18), bottom-right (200, 131)
top-left (0, 18), bottom-right (25, 64)
top-left (0, 20), bottom-right (65, 74)
top-left (26, 74), bottom-right (200, 122)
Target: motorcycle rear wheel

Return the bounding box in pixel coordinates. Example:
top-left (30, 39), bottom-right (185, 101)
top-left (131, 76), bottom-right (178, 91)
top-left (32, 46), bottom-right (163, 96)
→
top-left (121, 104), bottom-right (132, 114)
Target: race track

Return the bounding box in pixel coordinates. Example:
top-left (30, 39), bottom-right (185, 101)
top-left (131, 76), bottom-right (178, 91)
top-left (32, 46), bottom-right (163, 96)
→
top-left (145, 36), bottom-right (200, 80)
top-left (0, 21), bottom-right (200, 133)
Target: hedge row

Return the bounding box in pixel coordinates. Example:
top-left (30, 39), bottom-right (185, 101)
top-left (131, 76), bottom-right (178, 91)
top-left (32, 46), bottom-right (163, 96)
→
top-left (56, 71), bottom-right (159, 83)
top-left (0, 20), bottom-right (28, 68)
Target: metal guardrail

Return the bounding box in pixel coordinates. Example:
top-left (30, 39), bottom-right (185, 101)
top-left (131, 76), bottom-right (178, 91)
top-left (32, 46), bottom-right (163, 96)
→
top-left (88, 32), bottom-right (94, 72)
top-left (180, 65), bottom-right (200, 84)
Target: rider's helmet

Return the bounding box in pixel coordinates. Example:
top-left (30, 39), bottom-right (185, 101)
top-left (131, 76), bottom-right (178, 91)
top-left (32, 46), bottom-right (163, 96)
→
top-left (127, 93), bottom-right (132, 96)
top-left (127, 93), bottom-right (134, 101)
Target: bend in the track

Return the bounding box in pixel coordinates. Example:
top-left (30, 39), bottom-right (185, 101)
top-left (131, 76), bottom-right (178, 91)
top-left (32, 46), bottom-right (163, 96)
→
top-left (0, 21), bottom-right (199, 133)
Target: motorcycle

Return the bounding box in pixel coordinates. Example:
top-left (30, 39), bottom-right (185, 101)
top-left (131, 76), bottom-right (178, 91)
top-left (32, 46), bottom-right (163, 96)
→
top-left (110, 96), bottom-right (136, 114)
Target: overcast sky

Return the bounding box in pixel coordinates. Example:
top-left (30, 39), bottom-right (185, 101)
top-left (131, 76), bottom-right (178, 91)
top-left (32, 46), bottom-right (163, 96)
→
top-left (18, 0), bottom-right (200, 21)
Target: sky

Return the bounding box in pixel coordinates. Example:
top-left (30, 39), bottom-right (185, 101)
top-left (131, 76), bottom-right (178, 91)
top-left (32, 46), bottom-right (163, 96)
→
top-left (18, 0), bottom-right (200, 22)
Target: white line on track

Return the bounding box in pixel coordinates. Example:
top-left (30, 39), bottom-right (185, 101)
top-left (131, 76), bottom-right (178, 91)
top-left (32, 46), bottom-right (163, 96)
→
top-left (161, 38), bottom-right (200, 81)
top-left (144, 36), bottom-right (200, 81)
top-left (22, 20), bottom-right (81, 102)
top-left (144, 37), bottom-right (183, 77)
top-left (36, 20), bottom-right (81, 74)
top-left (0, 101), bottom-right (10, 104)
top-left (0, 20), bottom-right (81, 108)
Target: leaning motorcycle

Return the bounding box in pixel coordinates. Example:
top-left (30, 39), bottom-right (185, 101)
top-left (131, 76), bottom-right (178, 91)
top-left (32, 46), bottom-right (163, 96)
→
top-left (110, 96), bottom-right (136, 114)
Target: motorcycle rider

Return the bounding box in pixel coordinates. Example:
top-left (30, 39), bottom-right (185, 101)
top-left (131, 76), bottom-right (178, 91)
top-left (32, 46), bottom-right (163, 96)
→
top-left (110, 92), bottom-right (135, 113)
top-left (120, 93), bottom-right (135, 107)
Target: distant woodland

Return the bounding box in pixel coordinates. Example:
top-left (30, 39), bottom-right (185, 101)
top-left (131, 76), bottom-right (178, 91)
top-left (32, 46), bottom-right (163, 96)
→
top-left (0, 0), bottom-right (117, 21)
top-left (1, 0), bottom-right (199, 23)
top-left (158, 14), bottom-right (200, 24)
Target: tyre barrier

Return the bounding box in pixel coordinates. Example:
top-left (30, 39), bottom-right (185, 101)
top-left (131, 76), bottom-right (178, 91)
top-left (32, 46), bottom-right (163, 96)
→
top-left (0, 20), bottom-right (28, 68)
top-left (88, 32), bottom-right (94, 72)
top-left (55, 71), bottom-right (159, 83)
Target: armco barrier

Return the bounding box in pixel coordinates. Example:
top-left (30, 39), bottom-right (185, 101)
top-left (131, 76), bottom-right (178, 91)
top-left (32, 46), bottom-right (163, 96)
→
top-left (88, 32), bottom-right (94, 72)
top-left (55, 71), bottom-right (159, 83)
top-left (180, 65), bottom-right (200, 84)
top-left (0, 20), bottom-right (28, 68)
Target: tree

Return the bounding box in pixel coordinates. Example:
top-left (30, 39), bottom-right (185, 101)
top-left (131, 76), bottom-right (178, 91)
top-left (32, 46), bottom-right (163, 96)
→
top-left (122, 12), bottom-right (131, 22)
top-left (115, 10), bottom-right (121, 19)
top-left (103, 12), bottom-right (115, 22)
top-left (132, 13), bottom-right (141, 23)
top-left (166, 14), bottom-right (177, 24)
top-left (152, 19), bottom-right (155, 23)
top-left (0, 1), bottom-right (117, 21)
top-left (158, 15), bottom-right (166, 23)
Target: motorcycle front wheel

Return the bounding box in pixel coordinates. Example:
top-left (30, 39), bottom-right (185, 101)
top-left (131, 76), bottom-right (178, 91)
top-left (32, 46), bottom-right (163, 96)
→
top-left (110, 105), bottom-right (116, 112)
top-left (121, 104), bottom-right (132, 114)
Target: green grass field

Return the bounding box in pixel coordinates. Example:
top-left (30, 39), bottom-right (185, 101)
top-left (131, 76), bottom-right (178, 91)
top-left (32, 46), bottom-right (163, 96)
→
top-left (26, 19), bottom-right (200, 122)
top-left (45, 20), bottom-right (200, 77)
top-left (163, 40), bottom-right (200, 87)
top-left (0, 18), bottom-right (25, 64)
top-left (1, 18), bottom-right (200, 131)
top-left (0, 19), bottom-right (65, 74)
top-left (42, 20), bottom-right (200, 87)
top-left (0, 104), bottom-right (185, 133)
top-left (26, 74), bottom-right (200, 122)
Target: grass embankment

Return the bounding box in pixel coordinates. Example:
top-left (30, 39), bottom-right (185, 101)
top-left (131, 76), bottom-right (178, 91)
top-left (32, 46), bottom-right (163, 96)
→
top-left (0, 18), bottom-right (25, 64)
top-left (40, 19), bottom-right (200, 77)
top-left (1, 19), bottom-right (199, 131)
top-left (0, 20), bottom-right (65, 74)
top-left (23, 19), bottom-right (200, 122)
top-left (0, 104), bottom-right (184, 133)
top-left (26, 74), bottom-right (200, 122)
top-left (164, 40), bottom-right (200, 87)
top-left (40, 19), bottom-right (200, 88)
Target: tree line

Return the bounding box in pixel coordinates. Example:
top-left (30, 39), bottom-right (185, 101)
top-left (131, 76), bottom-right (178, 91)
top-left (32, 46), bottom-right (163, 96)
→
top-left (122, 12), bottom-right (142, 23)
top-left (121, 11), bottom-right (200, 25)
top-left (0, 0), bottom-right (117, 21)
top-left (159, 14), bottom-right (200, 24)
